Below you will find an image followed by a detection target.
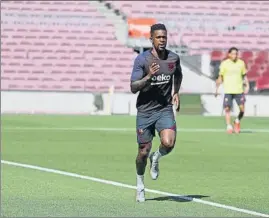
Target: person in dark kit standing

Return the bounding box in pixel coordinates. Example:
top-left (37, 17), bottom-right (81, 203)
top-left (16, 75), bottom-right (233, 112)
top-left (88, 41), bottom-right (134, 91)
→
top-left (130, 23), bottom-right (183, 202)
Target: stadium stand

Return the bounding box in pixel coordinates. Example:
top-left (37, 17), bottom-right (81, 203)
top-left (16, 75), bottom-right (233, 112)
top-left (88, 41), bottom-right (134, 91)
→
top-left (1, 1), bottom-right (137, 92)
top-left (1, 1), bottom-right (269, 92)
top-left (107, 1), bottom-right (269, 50)
top-left (107, 0), bottom-right (269, 91)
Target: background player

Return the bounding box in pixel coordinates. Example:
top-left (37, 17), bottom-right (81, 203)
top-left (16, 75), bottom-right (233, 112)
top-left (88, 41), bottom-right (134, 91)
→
top-left (215, 47), bottom-right (250, 134)
top-left (130, 23), bottom-right (183, 202)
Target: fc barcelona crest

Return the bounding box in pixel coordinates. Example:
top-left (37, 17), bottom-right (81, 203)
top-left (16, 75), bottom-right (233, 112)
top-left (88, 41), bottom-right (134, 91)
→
top-left (168, 62), bottom-right (175, 71)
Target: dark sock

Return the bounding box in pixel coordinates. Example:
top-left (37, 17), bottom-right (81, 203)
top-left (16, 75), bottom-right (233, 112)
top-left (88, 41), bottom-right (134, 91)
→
top-left (238, 111), bottom-right (244, 120)
top-left (136, 155), bottom-right (147, 175)
top-left (159, 145), bottom-right (173, 156)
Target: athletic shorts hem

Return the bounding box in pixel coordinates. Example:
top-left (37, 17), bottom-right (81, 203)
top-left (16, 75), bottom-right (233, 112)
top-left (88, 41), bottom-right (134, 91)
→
top-left (223, 93), bottom-right (246, 108)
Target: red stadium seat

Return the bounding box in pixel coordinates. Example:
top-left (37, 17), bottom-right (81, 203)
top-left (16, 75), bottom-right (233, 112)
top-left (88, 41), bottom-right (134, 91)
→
top-left (211, 50), bottom-right (223, 61)
top-left (263, 70), bottom-right (269, 77)
top-left (247, 65), bottom-right (262, 82)
top-left (247, 70), bottom-right (260, 82)
top-left (255, 57), bottom-right (265, 65)
top-left (241, 51), bottom-right (253, 62)
top-left (256, 76), bottom-right (269, 90)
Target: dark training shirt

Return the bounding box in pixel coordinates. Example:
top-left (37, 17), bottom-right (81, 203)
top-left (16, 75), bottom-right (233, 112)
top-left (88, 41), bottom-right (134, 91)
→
top-left (130, 49), bottom-right (182, 113)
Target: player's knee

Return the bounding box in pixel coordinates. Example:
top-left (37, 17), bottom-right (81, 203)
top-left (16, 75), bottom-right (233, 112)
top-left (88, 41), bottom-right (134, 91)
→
top-left (225, 107), bottom-right (230, 112)
top-left (161, 137), bottom-right (175, 148)
top-left (138, 142), bottom-right (152, 157)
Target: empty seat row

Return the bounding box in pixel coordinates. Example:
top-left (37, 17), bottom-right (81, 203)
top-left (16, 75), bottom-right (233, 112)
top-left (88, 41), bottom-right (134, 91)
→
top-left (1, 1), bottom-right (138, 92)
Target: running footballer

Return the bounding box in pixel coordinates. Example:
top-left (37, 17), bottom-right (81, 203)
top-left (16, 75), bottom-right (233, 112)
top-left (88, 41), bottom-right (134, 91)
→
top-left (130, 23), bottom-right (183, 202)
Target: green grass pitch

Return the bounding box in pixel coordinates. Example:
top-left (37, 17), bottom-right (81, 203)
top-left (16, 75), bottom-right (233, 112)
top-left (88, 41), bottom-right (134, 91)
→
top-left (1, 115), bottom-right (269, 217)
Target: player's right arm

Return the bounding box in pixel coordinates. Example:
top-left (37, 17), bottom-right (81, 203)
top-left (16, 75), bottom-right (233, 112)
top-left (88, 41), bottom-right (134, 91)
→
top-left (241, 61), bottom-right (250, 94)
top-left (215, 62), bottom-right (225, 97)
top-left (130, 56), bottom-right (159, 94)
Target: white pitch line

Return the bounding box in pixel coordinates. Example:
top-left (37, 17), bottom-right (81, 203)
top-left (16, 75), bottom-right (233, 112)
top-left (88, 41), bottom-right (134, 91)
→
top-left (2, 160), bottom-right (269, 217)
top-left (2, 126), bottom-right (269, 133)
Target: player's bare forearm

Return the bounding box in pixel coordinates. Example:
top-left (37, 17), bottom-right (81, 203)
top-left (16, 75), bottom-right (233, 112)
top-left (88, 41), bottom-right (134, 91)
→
top-left (173, 70), bottom-right (183, 94)
top-left (243, 75), bottom-right (250, 93)
top-left (216, 75), bottom-right (223, 90)
top-left (215, 75), bottom-right (223, 97)
top-left (244, 76), bottom-right (249, 88)
top-left (130, 74), bottom-right (152, 94)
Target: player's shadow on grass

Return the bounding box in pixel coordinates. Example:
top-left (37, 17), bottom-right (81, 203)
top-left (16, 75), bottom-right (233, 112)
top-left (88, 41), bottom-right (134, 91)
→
top-left (147, 195), bottom-right (209, 203)
top-left (240, 130), bottom-right (253, 134)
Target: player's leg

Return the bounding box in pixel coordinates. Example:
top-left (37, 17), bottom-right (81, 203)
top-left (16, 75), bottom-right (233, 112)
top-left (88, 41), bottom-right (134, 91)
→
top-left (149, 108), bottom-right (176, 180)
top-left (136, 141), bottom-right (152, 202)
top-left (135, 115), bottom-right (154, 202)
top-left (234, 94), bottom-right (246, 133)
top-left (223, 94), bottom-right (233, 133)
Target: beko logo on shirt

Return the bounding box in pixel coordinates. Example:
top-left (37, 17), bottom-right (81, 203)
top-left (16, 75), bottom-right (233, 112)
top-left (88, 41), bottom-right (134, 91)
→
top-left (151, 74), bottom-right (171, 85)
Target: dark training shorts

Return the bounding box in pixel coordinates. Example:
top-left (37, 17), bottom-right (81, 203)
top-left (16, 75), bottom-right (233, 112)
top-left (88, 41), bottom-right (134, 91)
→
top-left (136, 107), bottom-right (176, 144)
top-left (223, 93), bottom-right (246, 109)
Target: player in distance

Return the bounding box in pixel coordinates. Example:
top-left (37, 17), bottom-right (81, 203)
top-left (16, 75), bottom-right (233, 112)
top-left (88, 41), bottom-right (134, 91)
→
top-left (130, 23), bottom-right (183, 202)
top-left (215, 47), bottom-right (250, 134)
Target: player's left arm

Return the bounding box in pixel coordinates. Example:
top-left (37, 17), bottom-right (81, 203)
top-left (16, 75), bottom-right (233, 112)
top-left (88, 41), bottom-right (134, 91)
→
top-left (242, 61), bottom-right (249, 94)
top-left (173, 57), bottom-right (183, 94)
top-left (215, 61), bottom-right (225, 97)
top-left (173, 57), bottom-right (183, 111)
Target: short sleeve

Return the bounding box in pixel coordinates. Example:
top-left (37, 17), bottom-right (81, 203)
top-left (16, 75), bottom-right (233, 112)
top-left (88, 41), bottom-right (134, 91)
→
top-left (130, 56), bottom-right (144, 82)
top-left (219, 62), bottom-right (225, 76)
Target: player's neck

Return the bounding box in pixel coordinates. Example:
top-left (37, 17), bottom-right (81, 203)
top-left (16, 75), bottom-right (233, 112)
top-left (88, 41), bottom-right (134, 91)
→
top-left (151, 48), bottom-right (166, 60)
top-left (229, 58), bottom-right (238, 63)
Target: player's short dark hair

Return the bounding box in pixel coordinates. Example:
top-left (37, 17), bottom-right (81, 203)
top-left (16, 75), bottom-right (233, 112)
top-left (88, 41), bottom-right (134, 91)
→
top-left (150, 23), bottom-right (167, 36)
top-left (228, 47), bottom-right (239, 53)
